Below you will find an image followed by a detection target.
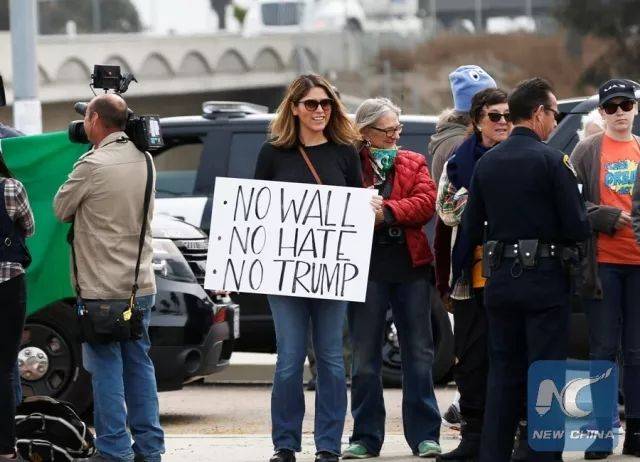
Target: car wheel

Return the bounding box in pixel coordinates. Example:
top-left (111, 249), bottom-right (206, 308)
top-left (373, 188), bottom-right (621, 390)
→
top-left (381, 290), bottom-right (455, 387)
top-left (20, 301), bottom-right (92, 416)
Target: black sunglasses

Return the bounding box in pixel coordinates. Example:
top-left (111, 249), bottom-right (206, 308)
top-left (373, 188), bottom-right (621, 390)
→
top-left (486, 112), bottom-right (510, 123)
top-left (543, 105), bottom-right (561, 122)
top-left (601, 99), bottom-right (636, 115)
top-left (298, 98), bottom-right (333, 112)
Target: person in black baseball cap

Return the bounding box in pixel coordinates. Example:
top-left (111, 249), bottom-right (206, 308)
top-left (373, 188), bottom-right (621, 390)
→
top-left (598, 78), bottom-right (638, 139)
top-left (599, 78), bottom-right (637, 106)
top-left (571, 77), bottom-right (640, 459)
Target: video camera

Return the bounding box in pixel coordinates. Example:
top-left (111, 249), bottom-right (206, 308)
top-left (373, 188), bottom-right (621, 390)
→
top-left (68, 65), bottom-right (164, 152)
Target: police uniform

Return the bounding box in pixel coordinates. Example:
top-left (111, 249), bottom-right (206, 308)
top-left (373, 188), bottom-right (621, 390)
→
top-left (458, 127), bottom-right (591, 462)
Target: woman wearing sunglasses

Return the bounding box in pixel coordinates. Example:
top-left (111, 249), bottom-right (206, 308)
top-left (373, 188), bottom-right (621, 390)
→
top-left (342, 98), bottom-right (441, 459)
top-left (435, 87), bottom-right (511, 462)
top-left (254, 74), bottom-right (362, 462)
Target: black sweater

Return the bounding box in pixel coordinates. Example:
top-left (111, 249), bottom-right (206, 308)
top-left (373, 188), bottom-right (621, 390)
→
top-left (254, 141), bottom-right (363, 188)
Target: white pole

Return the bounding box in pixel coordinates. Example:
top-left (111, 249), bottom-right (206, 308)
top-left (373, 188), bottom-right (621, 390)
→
top-left (430, 0), bottom-right (437, 35)
top-left (10, 0), bottom-right (42, 134)
top-left (475, 0), bottom-right (482, 33)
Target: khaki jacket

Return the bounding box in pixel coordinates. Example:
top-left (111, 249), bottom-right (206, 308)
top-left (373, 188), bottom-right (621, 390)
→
top-left (54, 132), bottom-right (156, 299)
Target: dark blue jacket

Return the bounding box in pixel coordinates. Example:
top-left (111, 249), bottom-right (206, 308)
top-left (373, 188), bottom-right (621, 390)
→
top-left (458, 127), bottom-right (591, 269)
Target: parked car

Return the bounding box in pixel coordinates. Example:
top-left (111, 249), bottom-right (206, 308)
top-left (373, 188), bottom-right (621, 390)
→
top-left (18, 211), bottom-right (238, 415)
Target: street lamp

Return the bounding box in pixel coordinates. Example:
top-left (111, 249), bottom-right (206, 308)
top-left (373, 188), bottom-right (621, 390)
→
top-left (10, 0), bottom-right (42, 134)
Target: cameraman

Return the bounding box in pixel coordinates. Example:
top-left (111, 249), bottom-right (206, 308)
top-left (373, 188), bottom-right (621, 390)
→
top-left (53, 94), bottom-right (164, 462)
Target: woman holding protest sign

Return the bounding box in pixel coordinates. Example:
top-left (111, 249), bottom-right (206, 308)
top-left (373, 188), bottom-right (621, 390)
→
top-left (0, 153), bottom-right (34, 462)
top-left (254, 74), bottom-right (363, 462)
top-left (342, 97), bottom-right (441, 460)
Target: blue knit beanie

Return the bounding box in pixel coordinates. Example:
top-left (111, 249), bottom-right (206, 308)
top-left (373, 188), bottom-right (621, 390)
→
top-left (449, 65), bottom-right (497, 112)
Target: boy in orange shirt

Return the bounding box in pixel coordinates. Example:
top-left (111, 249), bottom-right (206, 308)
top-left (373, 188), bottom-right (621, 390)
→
top-left (571, 78), bottom-right (640, 459)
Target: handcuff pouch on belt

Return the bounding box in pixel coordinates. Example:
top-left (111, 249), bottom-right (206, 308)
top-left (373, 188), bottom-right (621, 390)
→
top-left (482, 240), bottom-right (503, 278)
top-left (483, 239), bottom-right (543, 278)
top-left (517, 239), bottom-right (539, 269)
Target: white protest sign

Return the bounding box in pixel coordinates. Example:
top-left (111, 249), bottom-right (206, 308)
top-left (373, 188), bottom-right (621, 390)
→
top-left (204, 177), bottom-right (375, 302)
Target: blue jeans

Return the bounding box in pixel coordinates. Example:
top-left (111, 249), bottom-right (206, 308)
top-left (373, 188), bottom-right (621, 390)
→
top-left (347, 278), bottom-right (441, 455)
top-left (82, 295), bottom-right (165, 462)
top-left (583, 263), bottom-right (640, 419)
top-left (268, 295), bottom-right (348, 455)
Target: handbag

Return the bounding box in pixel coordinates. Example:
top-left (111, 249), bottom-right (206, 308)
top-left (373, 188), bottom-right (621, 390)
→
top-left (68, 147), bottom-right (153, 344)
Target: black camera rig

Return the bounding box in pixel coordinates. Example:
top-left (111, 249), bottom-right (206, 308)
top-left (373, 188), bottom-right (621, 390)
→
top-left (68, 65), bottom-right (164, 152)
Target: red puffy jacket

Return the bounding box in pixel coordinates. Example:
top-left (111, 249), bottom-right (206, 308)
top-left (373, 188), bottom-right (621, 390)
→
top-left (360, 147), bottom-right (437, 267)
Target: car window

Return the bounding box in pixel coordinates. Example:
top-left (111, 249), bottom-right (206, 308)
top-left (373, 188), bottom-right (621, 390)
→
top-left (154, 142), bottom-right (203, 197)
top-left (399, 134), bottom-right (429, 157)
top-left (227, 132), bottom-right (269, 178)
top-left (261, 2), bottom-right (303, 26)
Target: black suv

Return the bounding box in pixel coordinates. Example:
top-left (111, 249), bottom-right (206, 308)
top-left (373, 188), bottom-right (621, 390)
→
top-left (151, 102), bottom-right (455, 385)
top-left (151, 97), bottom-right (610, 386)
top-left (20, 214), bottom-right (238, 415)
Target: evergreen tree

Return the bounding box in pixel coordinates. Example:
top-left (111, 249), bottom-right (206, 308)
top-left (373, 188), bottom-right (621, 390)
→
top-left (556, 0), bottom-right (640, 85)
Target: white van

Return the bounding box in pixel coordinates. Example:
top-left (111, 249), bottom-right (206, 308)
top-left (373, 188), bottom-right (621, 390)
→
top-left (242, 0), bottom-right (366, 36)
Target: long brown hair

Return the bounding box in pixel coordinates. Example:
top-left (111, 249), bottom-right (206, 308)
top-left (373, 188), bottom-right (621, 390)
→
top-left (269, 74), bottom-right (359, 149)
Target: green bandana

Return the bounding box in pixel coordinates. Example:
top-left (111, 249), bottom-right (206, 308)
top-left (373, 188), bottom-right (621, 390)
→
top-left (370, 147), bottom-right (398, 174)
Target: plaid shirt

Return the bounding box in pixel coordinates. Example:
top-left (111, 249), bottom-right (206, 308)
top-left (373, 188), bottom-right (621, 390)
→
top-left (1, 178), bottom-right (35, 283)
top-left (435, 161), bottom-right (472, 300)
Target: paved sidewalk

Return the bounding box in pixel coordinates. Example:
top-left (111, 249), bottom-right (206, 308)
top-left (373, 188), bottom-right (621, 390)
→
top-left (162, 433), bottom-right (632, 462)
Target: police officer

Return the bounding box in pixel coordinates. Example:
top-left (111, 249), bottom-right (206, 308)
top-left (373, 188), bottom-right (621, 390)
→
top-left (457, 78), bottom-right (591, 462)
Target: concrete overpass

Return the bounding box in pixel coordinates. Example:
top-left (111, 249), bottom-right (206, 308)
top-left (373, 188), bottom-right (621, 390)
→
top-left (0, 31), bottom-right (364, 104)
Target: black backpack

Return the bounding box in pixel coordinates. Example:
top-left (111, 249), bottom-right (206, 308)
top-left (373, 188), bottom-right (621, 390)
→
top-left (15, 396), bottom-right (95, 462)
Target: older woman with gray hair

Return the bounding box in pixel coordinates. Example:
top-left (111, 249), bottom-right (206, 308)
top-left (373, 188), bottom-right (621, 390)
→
top-left (577, 108), bottom-right (606, 141)
top-left (343, 98), bottom-right (441, 459)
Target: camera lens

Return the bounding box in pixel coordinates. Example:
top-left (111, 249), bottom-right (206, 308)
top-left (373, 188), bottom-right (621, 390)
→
top-left (68, 121), bottom-right (89, 144)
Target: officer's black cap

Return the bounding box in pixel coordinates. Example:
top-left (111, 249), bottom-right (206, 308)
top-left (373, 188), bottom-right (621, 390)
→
top-left (599, 79), bottom-right (637, 106)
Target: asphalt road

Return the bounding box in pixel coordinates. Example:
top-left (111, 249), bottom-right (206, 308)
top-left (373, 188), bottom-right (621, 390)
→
top-left (159, 382), bottom-right (457, 436)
